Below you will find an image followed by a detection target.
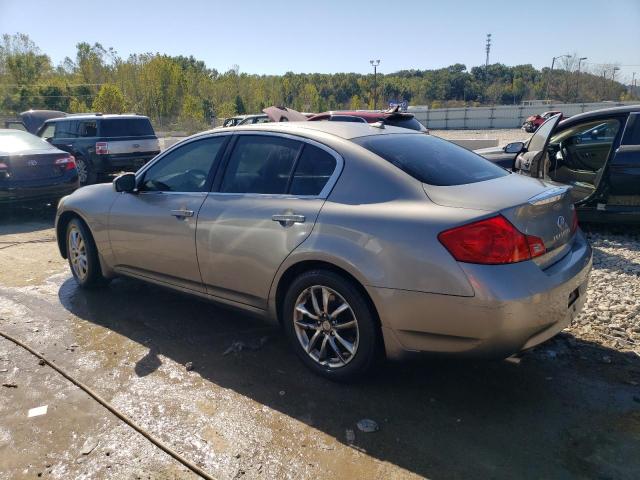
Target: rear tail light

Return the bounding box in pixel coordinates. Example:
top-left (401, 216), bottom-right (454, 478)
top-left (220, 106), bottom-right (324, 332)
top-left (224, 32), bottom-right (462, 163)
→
top-left (571, 207), bottom-right (579, 233)
top-left (96, 142), bottom-right (109, 155)
top-left (438, 215), bottom-right (546, 265)
top-left (0, 162), bottom-right (7, 171)
top-left (54, 155), bottom-right (76, 171)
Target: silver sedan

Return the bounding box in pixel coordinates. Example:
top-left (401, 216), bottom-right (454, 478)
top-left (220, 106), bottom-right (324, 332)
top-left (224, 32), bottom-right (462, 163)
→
top-left (55, 122), bottom-right (592, 381)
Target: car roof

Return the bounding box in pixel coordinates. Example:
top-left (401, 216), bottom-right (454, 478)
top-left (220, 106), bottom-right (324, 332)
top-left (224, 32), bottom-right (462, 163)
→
top-left (559, 104), bottom-right (640, 127)
top-left (201, 120), bottom-right (420, 140)
top-left (44, 114), bottom-right (150, 122)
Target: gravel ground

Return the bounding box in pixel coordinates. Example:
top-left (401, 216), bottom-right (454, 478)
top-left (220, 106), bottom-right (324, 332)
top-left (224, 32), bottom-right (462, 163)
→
top-left (570, 225), bottom-right (640, 357)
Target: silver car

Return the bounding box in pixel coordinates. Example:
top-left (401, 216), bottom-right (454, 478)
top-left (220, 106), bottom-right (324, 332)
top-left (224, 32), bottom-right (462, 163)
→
top-left (55, 122), bottom-right (592, 381)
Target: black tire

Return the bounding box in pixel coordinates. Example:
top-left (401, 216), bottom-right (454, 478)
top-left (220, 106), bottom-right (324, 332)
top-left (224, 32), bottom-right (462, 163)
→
top-left (75, 156), bottom-right (97, 185)
top-left (282, 270), bottom-right (380, 382)
top-left (66, 218), bottom-right (108, 288)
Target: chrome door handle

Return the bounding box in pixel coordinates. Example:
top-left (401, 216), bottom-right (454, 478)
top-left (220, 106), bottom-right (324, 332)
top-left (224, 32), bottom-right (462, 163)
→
top-left (272, 214), bottom-right (305, 226)
top-left (171, 209), bottom-right (194, 218)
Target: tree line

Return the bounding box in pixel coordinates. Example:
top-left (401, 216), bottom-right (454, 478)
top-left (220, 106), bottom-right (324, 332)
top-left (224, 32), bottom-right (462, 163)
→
top-left (0, 33), bottom-right (633, 132)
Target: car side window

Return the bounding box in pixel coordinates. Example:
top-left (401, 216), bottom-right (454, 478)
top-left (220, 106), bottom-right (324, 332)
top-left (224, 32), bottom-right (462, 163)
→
top-left (290, 144), bottom-right (337, 196)
top-left (54, 121), bottom-right (77, 138)
top-left (549, 119), bottom-right (620, 172)
top-left (78, 121), bottom-right (97, 137)
top-left (141, 137), bottom-right (226, 193)
top-left (40, 124), bottom-right (56, 140)
top-left (220, 135), bottom-right (301, 194)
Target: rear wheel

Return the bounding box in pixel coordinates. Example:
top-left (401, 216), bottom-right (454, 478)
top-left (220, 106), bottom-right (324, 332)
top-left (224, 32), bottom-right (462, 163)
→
top-left (75, 156), bottom-right (97, 185)
top-left (66, 218), bottom-right (107, 288)
top-left (283, 270), bottom-right (379, 382)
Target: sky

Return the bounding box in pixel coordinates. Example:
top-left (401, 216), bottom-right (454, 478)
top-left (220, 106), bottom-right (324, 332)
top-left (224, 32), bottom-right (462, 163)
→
top-left (1, 0), bottom-right (639, 83)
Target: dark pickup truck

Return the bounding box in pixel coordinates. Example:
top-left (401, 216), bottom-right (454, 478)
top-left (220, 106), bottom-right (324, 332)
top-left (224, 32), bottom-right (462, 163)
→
top-left (37, 114), bottom-right (161, 185)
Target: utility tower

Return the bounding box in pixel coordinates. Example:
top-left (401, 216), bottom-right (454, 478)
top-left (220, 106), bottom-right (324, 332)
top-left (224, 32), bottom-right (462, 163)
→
top-left (485, 34), bottom-right (492, 68)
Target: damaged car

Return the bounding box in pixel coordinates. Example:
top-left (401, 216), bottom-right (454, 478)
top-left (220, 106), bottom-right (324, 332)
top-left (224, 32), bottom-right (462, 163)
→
top-left (477, 105), bottom-right (640, 222)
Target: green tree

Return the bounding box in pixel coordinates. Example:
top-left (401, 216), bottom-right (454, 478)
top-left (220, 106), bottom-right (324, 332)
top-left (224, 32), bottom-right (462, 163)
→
top-left (216, 101), bottom-right (236, 119)
top-left (92, 83), bottom-right (126, 113)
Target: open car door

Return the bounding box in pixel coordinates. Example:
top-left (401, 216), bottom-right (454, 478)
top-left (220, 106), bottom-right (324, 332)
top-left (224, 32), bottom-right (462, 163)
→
top-left (514, 114), bottom-right (562, 178)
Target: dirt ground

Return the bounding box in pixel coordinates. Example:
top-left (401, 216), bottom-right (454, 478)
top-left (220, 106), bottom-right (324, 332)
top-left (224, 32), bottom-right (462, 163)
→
top-left (1, 206), bottom-right (639, 480)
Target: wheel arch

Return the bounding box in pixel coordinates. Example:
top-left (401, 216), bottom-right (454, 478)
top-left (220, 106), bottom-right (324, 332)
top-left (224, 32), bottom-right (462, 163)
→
top-left (56, 210), bottom-right (91, 259)
top-left (272, 258), bottom-right (381, 332)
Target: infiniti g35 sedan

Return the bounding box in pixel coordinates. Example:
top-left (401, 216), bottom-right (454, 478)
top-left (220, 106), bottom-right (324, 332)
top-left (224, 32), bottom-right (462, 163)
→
top-left (55, 122), bottom-right (592, 381)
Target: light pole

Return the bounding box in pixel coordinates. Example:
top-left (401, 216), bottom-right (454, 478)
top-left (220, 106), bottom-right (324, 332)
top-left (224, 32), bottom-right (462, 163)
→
top-left (611, 67), bottom-right (620, 100)
top-left (545, 54), bottom-right (570, 100)
top-left (576, 57), bottom-right (587, 101)
top-left (370, 59), bottom-right (380, 110)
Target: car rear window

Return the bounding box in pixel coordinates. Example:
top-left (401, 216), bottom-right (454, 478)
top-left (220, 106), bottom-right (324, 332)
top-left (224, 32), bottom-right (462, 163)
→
top-left (353, 133), bottom-right (508, 186)
top-left (0, 130), bottom-right (52, 153)
top-left (99, 118), bottom-right (155, 137)
top-left (384, 117), bottom-right (424, 131)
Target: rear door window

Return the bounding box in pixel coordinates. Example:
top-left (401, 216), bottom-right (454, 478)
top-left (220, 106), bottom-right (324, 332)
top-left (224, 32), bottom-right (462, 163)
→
top-left (220, 135), bottom-right (301, 194)
top-left (353, 133), bottom-right (508, 186)
top-left (100, 118), bottom-right (155, 137)
top-left (290, 144), bottom-right (337, 196)
top-left (78, 121), bottom-right (97, 137)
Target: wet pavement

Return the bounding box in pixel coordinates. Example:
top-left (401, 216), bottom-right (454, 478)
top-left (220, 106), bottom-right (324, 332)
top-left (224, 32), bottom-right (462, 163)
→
top-left (1, 207), bottom-right (639, 479)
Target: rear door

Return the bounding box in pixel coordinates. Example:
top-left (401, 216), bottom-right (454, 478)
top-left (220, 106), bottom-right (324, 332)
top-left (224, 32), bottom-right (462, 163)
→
top-left (109, 135), bottom-right (229, 292)
top-left (608, 113), bottom-right (640, 198)
top-left (514, 114), bottom-right (562, 178)
top-left (196, 132), bottom-right (341, 308)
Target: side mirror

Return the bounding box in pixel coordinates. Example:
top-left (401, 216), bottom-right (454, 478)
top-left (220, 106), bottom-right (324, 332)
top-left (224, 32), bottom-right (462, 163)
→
top-left (504, 141), bottom-right (525, 154)
top-left (113, 172), bottom-right (137, 193)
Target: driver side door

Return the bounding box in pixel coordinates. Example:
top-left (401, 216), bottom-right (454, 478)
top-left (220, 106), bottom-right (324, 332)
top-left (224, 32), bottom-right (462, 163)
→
top-left (109, 135), bottom-right (229, 292)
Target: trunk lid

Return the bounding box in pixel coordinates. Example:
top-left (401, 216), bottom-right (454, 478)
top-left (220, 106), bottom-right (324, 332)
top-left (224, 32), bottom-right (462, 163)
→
top-left (424, 174), bottom-right (577, 268)
top-left (1, 151), bottom-right (71, 181)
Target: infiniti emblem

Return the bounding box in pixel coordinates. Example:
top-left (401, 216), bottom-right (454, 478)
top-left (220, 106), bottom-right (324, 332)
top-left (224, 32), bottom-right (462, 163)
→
top-left (27, 159), bottom-right (38, 167)
top-left (557, 216), bottom-right (567, 229)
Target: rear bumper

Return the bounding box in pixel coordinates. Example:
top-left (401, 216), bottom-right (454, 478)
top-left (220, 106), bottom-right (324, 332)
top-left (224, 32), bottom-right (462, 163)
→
top-left (92, 152), bottom-right (159, 173)
top-left (371, 231), bottom-right (592, 359)
top-left (0, 175), bottom-right (79, 204)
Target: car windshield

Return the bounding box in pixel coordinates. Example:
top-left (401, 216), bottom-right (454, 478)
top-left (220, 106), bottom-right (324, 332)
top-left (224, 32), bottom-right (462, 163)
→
top-left (100, 118), bottom-right (154, 137)
top-left (353, 133), bottom-right (508, 186)
top-left (0, 130), bottom-right (52, 153)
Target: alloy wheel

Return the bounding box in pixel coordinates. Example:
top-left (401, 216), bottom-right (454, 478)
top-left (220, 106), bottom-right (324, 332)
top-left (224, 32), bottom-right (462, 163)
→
top-left (68, 225), bottom-right (88, 281)
top-left (293, 285), bottom-right (359, 368)
top-left (76, 158), bottom-right (88, 184)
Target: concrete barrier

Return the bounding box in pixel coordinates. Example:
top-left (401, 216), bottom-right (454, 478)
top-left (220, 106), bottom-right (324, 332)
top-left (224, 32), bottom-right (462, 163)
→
top-left (446, 138), bottom-right (499, 150)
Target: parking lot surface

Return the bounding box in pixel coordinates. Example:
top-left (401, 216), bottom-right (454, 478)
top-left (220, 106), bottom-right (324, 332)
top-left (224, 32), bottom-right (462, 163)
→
top-left (1, 207), bottom-right (639, 479)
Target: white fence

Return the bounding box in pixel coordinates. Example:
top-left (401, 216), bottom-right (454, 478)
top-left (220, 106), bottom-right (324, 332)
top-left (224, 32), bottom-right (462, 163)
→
top-left (409, 102), bottom-right (637, 130)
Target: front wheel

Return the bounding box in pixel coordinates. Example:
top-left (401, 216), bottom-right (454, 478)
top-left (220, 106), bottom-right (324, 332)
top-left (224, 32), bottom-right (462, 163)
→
top-left (282, 270), bottom-right (380, 382)
top-left (66, 218), bottom-right (107, 288)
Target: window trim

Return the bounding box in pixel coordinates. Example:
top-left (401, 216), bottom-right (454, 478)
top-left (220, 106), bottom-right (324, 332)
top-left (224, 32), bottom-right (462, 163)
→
top-left (209, 130), bottom-right (344, 199)
top-left (135, 132), bottom-right (232, 194)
